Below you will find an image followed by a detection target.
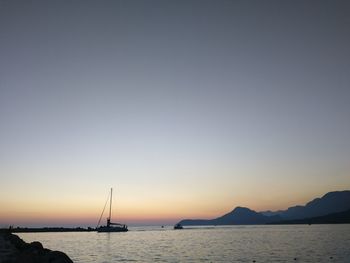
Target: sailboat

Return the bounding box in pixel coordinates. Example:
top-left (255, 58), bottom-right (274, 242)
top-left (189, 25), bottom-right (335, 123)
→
top-left (97, 188), bottom-right (128, 232)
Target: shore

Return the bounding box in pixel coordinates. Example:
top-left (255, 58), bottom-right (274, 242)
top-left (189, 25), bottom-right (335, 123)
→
top-left (0, 231), bottom-right (73, 263)
top-left (5, 227), bottom-right (95, 233)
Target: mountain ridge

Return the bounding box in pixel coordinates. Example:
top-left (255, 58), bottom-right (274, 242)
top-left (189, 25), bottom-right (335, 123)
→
top-left (178, 190), bottom-right (350, 226)
top-left (179, 206), bottom-right (281, 225)
top-left (269, 208), bottom-right (350, 224)
top-left (262, 190), bottom-right (350, 219)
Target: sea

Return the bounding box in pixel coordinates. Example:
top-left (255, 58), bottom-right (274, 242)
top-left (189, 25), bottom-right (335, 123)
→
top-left (18, 224), bottom-right (350, 262)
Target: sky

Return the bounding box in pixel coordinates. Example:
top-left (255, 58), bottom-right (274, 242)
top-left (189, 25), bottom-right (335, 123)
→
top-left (0, 0), bottom-right (350, 227)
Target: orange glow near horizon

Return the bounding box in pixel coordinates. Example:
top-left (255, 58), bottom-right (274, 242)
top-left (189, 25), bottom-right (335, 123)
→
top-left (1, 163), bottom-right (349, 227)
top-left (2, 184), bottom-right (350, 227)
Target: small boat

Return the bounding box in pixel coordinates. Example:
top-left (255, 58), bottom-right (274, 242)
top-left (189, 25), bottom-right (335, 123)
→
top-left (174, 223), bottom-right (183, 230)
top-left (97, 188), bottom-right (128, 232)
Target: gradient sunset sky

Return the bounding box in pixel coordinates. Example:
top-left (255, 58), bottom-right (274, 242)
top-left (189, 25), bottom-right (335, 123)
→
top-left (1, 0), bottom-right (350, 227)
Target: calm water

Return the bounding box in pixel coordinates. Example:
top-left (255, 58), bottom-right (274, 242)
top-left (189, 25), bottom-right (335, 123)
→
top-left (19, 225), bottom-right (350, 262)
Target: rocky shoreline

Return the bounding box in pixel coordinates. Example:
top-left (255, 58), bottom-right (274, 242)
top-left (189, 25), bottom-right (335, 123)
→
top-left (0, 232), bottom-right (73, 263)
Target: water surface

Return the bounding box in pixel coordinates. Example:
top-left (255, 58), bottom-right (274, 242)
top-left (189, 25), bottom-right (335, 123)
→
top-left (19, 225), bottom-right (350, 262)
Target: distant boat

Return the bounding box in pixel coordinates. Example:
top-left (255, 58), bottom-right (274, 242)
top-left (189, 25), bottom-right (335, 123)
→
top-left (97, 188), bottom-right (128, 232)
top-left (174, 223), bottom-right (183, 230)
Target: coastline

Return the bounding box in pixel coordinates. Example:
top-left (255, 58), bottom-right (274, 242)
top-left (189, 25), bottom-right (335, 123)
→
top-left (0, 231), bottom-right (73, 263)
top-left (5, 227), bottom-right (95, 233)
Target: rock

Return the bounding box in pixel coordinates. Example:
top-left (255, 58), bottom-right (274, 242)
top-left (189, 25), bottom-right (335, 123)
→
top-left (7, 233), bottom-right (27, 250)
top-left (30, 241), bottom-right (43, 250)
top-left (42, 251), bottom-right (73, 263)
top-left (0, 233), bottom-right (73, 263)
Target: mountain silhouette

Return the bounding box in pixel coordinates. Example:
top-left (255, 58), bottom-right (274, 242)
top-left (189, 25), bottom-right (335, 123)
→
top-left (178, 190), bottom-right (350, 226)
top-left (261, 190), bottom-right (350, 220)
top-left (269, 209), bottom-right (350, 224)
top-left (179, 207), bottom-right (281, 226)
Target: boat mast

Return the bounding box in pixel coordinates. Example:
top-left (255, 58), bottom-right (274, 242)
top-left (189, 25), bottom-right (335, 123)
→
top-left (109, 188), bottom-right (113, 221)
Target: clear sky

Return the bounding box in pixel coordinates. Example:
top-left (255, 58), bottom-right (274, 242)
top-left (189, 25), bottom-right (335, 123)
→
top-left (1, 0), bottom-right (350, 227)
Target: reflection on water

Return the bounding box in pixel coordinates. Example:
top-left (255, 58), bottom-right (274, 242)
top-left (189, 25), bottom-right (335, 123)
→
top-left (19, 225), bottom-right (350, 262)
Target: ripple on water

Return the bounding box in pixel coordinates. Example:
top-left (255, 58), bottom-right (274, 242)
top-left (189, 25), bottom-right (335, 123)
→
top-left (18, 225), bottom-right (350, 263)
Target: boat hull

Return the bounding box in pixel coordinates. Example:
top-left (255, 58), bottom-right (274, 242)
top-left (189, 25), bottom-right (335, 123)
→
top-left (97, 226), bottom-right (128, 232)
top-left (174, 223), bottom-right (183, 229)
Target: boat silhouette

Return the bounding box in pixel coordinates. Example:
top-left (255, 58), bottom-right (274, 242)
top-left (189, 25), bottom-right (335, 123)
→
top-left (174, 223), bottom-right (183, 229)
top-left (97, 188), bottom-right (128, 232)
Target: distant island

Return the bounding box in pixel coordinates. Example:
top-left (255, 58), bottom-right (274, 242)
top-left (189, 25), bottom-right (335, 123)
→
top-left (178, 190), bottom-right (350, 226)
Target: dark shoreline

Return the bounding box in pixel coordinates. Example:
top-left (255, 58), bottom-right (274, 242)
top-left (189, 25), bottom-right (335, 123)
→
top-left (2, 222), bottom-right (350, 234)
top-left (2, 227), bottom-right (96, 233)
